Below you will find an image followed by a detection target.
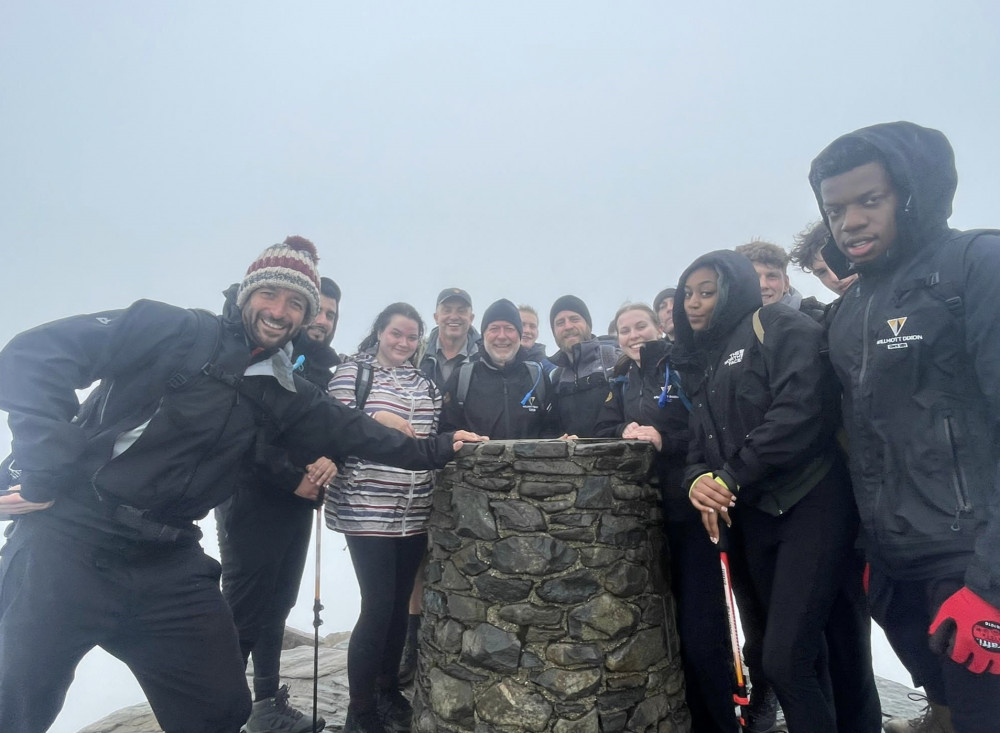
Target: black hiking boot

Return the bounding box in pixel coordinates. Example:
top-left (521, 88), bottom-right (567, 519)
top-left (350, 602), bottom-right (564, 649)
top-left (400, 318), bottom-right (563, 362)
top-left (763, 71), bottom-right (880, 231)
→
top-left (376, 688), bottom-right (413, 733)
top-left (343, 706), bottom-right (388, 733)
top-left (744, 682), bottom-right (779, 733)
top-left (245, 684), bottom-right (325, 733)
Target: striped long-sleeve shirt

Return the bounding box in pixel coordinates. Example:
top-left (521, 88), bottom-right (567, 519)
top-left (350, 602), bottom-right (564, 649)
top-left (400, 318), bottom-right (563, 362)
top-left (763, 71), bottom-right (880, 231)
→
top-left (323, 354), bottom-right (441, 536)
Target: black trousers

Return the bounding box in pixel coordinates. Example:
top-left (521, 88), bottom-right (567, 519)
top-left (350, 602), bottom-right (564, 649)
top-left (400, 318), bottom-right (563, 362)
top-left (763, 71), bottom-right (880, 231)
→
top-left (344, 533), bottom-right (427, 710)
top-left (739, 464), bottom-right (881, 733)
top-left (665, 509), bottom-right (742, 733)
top-left (870, 572), bottom-right (1000, 733)
top-left (216, 487), bottom-right (314, 700)
top-left (0, 521), bottom-right (249, 733)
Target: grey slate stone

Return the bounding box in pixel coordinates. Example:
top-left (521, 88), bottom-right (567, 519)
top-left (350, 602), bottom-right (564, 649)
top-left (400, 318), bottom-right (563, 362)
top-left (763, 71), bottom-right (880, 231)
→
top-left (605, 627), bottom-right (667, 672)
top-left (460, 623), bottom-right (521, 673)
top-left (452, 487), bottom-right (498, 540)
top-left (473, 572), bottom-right (532, 603)
top-left (475, 680), bottom-right (553, 732)
top-left (491, 499), bottom-right (546, 532)
top-left (537, 569), bottom-right (602, 604)
top-left (496, 603), bottom-right (564, 628)
top-left (534, 667), bottom-right (602, 700)
top-left (519, 481), bottom-right (576, 498)
top-left (491, 535), bottom-right (576, 575)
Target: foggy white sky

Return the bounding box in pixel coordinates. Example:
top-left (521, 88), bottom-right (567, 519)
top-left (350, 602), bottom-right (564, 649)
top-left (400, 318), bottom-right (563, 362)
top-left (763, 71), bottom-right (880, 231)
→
top-left (2, 1), bottom-right (998, 729)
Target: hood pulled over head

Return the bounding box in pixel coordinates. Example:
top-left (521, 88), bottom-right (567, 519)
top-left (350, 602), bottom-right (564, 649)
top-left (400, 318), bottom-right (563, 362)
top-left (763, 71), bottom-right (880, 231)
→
top-left (809, 121), bottom-right (957, 248)
top-left (672, 250), bottom-right (762, 355)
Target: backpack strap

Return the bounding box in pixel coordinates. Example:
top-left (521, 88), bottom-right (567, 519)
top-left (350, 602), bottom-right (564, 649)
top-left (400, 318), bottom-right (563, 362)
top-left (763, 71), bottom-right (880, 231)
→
top-left (751, 308), bottom-right (765, 344)
top-left (519, 360), bottom-right (546, 406)
top-left (354, 361), bottom-right (374, 410)
top-left (598, 343), bottom-right (619, 378)
top-left (456, 361), bottom-right (476, 409)
top-left (167, 309), bottom-right (226, 389)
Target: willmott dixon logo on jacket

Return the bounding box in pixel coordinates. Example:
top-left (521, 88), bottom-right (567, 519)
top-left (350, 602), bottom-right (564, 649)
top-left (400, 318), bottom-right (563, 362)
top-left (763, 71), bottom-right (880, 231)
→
top-left (876, 316), bottom-right (925, 350)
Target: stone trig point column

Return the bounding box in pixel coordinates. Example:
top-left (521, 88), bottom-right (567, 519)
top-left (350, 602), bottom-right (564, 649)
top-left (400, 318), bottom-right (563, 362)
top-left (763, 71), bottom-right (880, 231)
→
top-left (413, 439), bottom-right (690, 733)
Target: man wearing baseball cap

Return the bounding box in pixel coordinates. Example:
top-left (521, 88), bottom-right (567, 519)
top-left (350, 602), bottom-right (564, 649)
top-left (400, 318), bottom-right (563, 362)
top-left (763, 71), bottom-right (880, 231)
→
top-left (418, 288), bottom-right (479, 388)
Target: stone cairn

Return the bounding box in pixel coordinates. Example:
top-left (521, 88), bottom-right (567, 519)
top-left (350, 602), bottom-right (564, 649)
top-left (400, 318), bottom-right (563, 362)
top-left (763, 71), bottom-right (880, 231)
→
top-left (413, 439), bottom-right (690, 733)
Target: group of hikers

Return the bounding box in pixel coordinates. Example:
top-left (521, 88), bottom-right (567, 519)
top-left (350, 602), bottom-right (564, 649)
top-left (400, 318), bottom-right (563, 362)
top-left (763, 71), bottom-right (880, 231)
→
top-left (0, 120), bottom-right (997, 733)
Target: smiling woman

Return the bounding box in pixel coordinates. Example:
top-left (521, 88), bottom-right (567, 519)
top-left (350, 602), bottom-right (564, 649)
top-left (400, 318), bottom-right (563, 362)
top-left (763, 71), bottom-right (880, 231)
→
top-left (323, 302), bottom-right (440, 733)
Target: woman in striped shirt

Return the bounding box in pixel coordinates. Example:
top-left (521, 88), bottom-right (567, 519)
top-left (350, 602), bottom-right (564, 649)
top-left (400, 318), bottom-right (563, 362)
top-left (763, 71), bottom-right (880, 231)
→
top-left (325, 302), bottom-right (441, 733)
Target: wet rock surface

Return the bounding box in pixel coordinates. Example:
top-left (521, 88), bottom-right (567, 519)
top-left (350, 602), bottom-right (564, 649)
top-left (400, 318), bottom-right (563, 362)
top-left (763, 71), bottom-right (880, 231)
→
top-left (79, 627), bottom-right (925, 732)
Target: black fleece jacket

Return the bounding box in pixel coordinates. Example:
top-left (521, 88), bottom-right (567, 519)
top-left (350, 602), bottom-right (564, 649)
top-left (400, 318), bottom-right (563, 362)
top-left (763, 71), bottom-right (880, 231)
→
top-left (439, 347), bottom-right (556, 439)
top-left (813, 122), bottom-right (1000, 606)
top-left (0, 299), bottom-right (457, 547)
top-left (672, 250), bottom-right (841, 515)
top-left (593, 339), bottom-right (690, 504)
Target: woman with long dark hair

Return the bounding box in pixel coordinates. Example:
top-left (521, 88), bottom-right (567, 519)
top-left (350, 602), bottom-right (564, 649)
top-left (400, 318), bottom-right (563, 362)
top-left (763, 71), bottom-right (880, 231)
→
top-left (671, 251), bottom-right (880, 733)
top-left (325, 302), bottom-right (441, 733)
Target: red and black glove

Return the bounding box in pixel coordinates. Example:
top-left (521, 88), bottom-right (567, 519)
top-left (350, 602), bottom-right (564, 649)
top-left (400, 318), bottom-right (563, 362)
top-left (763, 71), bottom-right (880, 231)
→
top-left (928, 586), bottom-right (1000, 674)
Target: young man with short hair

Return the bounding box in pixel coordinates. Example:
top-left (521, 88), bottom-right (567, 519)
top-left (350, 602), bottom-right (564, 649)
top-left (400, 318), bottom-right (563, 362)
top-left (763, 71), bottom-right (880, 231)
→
top-left (735, 239), bottom-right (828, 322)
top-left (789, 222), bottom-right (859, 298)
top-left (519, 304), bottom-right (555, 371)
top-left (811, 121), bottom-right (1000, 733)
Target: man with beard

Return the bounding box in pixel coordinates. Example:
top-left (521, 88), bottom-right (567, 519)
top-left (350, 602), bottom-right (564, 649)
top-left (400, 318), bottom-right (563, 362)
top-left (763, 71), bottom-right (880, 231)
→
top-left (215, 272), bottom-right (345, 732)
top-left (548, 295), bottom-right (619, 437)
top-left (0, 236), bottom-right (477, 733)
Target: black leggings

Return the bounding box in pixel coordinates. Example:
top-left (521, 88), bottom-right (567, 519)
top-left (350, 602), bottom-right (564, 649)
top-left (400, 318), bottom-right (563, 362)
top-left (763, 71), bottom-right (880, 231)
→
top-left (344, 533), bottom-right (427, 711)
top-left (739, 464), bottom-right (880, 733)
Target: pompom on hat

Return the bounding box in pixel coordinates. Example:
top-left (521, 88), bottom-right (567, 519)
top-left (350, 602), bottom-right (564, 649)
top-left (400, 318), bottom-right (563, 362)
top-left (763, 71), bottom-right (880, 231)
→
top-left (236, 236), bottom-right (322, 320)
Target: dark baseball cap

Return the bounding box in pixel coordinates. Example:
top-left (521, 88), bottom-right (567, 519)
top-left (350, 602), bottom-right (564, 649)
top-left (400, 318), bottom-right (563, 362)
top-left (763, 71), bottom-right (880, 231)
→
top-left (436, 288), bottom-right (473, 307)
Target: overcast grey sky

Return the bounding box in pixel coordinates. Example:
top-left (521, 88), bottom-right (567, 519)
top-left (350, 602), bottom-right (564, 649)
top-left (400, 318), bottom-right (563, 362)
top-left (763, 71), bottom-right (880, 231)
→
top-left (2, 1), bottom-right (998, 729)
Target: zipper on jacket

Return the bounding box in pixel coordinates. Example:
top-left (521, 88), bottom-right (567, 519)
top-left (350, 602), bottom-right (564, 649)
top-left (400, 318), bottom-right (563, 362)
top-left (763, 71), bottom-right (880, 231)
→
top-left (503, 379), bottom-right (511, 438)
top-left (942, 414), bottom-right (973, 530)
top-left (857, 291), bottom-right (886, 542)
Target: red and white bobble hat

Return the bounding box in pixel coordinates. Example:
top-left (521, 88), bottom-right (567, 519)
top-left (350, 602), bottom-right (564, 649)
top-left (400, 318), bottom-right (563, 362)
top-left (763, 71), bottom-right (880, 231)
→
top-left (236, 236), bottom-right (322, 321)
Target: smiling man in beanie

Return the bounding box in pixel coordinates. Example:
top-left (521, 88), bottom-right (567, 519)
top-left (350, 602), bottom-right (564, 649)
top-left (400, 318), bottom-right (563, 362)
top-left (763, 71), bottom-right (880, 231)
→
top-left (549, 295), bottom-right (620, 437)
top-left (439, 299), bottom-right (555, 439)
top-left (0, 236), bottom-right (478, 733)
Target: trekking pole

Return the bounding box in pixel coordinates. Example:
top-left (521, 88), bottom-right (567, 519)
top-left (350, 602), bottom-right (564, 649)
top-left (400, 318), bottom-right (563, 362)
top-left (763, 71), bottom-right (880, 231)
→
top-left (313, 504), bottom-right (324, 732)
top-left (718, 525), bottom-right (749, 731)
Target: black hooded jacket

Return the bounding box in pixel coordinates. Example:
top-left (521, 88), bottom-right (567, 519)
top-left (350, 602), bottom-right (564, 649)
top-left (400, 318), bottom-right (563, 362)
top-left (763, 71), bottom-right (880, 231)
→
top-left (813, 122), bottom-right (1000, 605)
top-left (671, 250), bottom-right (841, 515)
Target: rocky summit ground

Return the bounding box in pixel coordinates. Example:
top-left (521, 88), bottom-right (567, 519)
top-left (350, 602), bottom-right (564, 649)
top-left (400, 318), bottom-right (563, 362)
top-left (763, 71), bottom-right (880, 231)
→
top-left (80, 628), bottom-right (925, 733)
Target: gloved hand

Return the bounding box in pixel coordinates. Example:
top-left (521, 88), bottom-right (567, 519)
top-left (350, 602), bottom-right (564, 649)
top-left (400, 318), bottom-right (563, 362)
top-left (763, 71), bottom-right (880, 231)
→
top-left (929, 586), bottom-right (1000, 674)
